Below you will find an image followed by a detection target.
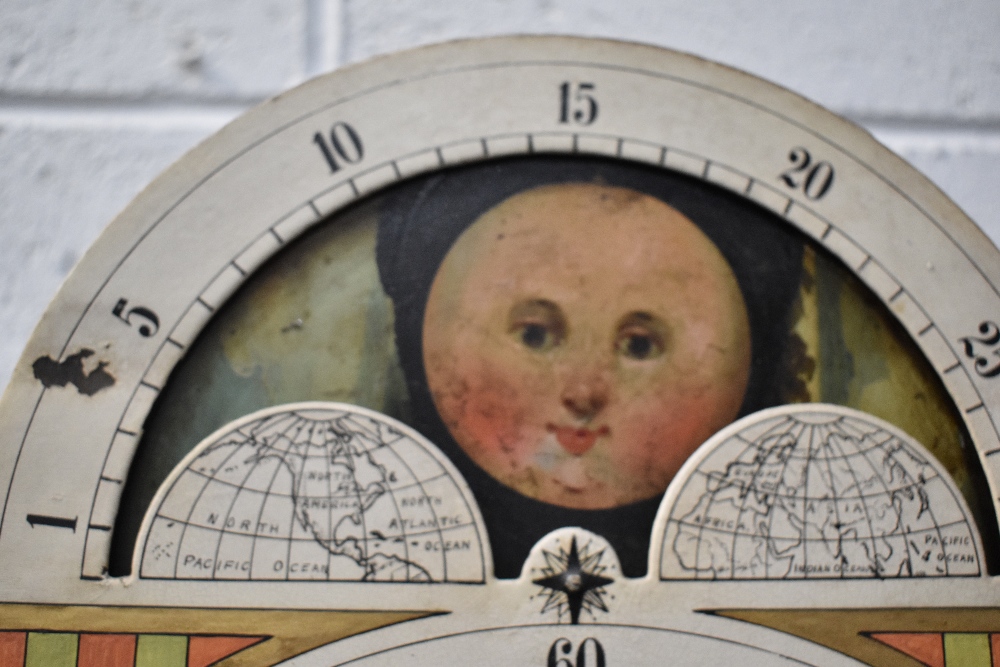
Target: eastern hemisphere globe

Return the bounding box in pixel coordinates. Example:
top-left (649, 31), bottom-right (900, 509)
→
top-left (659, 404), bottom-right (982, 580)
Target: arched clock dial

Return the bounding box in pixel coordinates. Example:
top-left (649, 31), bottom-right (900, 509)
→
top-left (0, 36), bottom-right (998, 667)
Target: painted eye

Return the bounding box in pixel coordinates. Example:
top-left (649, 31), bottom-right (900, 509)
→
top-left (619, 332), bottom-right (657, 359)
top-left (520, 322), bottom-right (552, 349)
top-left (508, 299), bottom-right (566, 352)
top-left (615, 312), bottom-right (667, 360)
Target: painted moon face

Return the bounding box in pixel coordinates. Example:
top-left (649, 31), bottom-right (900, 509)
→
top-left (423, 183), bottom-right (751, 509)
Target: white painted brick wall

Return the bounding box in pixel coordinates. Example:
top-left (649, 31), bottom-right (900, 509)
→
top-left (1, 0), bottom-right (998, 391)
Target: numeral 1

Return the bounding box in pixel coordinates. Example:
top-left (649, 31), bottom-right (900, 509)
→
top-left (26, 514), bottom-right (78, 532)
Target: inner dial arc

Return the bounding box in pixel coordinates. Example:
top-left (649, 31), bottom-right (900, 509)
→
top-left (79, 130), bottom-right (1000, 580)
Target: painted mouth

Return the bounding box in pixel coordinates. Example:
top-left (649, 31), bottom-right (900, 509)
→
top-left (547, 424), bottom-right (610, 455)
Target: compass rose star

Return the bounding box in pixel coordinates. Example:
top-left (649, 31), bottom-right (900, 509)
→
top-left (532, 536), bottom-right (615, 625)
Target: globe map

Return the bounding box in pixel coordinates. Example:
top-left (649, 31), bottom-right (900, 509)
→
top-left (659, 405), bottom-right (982, 580)
top-left (139, 404), bottom-right (486, 582)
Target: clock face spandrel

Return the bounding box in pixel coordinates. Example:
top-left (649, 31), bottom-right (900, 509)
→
top-left (0, 36), bottom-right (998, 667)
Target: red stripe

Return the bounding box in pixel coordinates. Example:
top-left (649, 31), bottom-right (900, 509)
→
top-left (77, 634), bottom-right (136, 667)
top-left (0, 632), bottom-right (26, 667)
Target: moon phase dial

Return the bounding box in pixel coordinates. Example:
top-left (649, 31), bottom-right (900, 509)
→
top-left (0, 36), bottom-right (998, 666)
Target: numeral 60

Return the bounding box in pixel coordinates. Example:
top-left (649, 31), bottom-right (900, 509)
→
top-left (548, 637), bottom-right (606, 667)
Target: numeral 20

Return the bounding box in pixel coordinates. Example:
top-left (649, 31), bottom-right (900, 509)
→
top-left (313, 122), bottom-right (364, 173)
top-left (780, 147), bottom-right (835, 200)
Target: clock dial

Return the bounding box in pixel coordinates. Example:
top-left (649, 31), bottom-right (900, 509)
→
top-left (0, 36), bottom-right (998, 667)
top-left (107, 153), bottom-right (993, 583)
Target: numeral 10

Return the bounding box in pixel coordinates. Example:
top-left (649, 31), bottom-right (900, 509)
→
top-left (313, 122), bottom-right (364, 173)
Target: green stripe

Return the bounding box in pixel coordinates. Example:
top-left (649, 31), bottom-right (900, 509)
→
top-left (944, 633), bottom-right (990, 667)
top-left (25, 632), bottom-right (77, 667)
top-left (135, 634), bottom-right (188, 667)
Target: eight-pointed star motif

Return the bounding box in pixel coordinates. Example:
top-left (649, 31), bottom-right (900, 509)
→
top-left (533, 536), bottom-right (615, 624)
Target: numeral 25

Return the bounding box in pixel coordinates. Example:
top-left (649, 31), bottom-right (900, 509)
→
top-left (961, 320), bottom-right (1000, 378)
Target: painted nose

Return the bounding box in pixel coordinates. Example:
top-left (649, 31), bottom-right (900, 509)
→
top-left (561, 377), bottom-right (609, 421)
